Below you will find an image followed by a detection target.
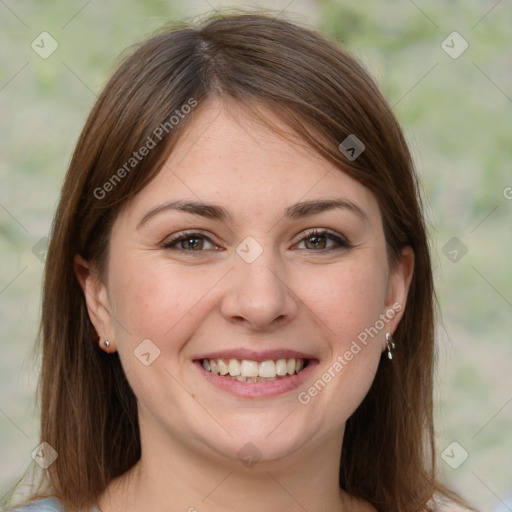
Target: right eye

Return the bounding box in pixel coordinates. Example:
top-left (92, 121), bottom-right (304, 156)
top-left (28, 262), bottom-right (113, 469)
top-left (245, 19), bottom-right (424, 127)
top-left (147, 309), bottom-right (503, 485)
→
top-left (162, 232), bottom-right (220, 253)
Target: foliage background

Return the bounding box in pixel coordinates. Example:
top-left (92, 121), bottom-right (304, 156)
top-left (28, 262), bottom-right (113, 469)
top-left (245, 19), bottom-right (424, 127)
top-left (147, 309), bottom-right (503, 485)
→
top-left (0, 0), bottom-right (510, 510)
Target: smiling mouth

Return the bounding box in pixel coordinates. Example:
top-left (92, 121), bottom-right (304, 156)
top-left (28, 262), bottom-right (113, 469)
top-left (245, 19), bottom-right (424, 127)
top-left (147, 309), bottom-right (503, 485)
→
top-left (201, 358), bottom-right (308, 382)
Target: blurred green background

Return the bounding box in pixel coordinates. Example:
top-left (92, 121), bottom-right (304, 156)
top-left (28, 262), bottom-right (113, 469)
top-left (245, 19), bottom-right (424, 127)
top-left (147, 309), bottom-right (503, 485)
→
top-left (1, 0), bottom-right (511, 510)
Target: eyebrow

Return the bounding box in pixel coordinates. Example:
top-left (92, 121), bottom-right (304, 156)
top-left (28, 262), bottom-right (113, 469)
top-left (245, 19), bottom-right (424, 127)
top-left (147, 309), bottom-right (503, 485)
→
top-left (136, 198), bottom-right (368, 229)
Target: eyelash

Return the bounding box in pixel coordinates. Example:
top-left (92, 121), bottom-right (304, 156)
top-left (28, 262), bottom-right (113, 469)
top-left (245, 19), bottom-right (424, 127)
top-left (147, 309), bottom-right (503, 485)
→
top-left (162, 229), bottom-right (352, 254)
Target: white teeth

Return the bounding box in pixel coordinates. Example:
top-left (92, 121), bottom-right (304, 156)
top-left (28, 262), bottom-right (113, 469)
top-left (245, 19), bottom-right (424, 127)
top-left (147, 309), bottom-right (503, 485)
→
top-left (240, 360), bottom-right (259, 378)
top-left (224, 375), bottom-right (281, 382)
top-left (210, 360), bottom-right (219, 374)
top-left (228, 359), bottom-right (241, 376)
top-left (202, 357), bottom-right (307, 379)
top-left (259, 360), bottom-right (277, 378)
top-left (218, 359), bottom-right (229, 375)
top-left (276, 358), bottom-right (288, 376)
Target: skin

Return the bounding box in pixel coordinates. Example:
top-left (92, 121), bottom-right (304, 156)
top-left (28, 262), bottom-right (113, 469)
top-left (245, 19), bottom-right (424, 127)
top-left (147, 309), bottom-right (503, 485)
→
top-left (76, 98), bottom-right (414, 512)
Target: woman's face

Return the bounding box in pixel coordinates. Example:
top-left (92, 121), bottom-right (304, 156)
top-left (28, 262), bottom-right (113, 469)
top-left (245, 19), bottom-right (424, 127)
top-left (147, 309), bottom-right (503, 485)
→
top-left (81, 99), bottom-right (413, 468)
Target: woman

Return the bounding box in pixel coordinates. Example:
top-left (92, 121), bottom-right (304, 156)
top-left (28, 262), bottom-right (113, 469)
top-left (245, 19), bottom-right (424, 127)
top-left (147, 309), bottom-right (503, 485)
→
top-left (7, 12), bottom-right (473, 512)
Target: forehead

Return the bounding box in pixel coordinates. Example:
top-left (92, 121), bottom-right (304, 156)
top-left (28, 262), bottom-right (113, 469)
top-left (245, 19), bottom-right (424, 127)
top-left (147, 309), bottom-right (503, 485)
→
top-left (118, 99), bottom-right (381, 227)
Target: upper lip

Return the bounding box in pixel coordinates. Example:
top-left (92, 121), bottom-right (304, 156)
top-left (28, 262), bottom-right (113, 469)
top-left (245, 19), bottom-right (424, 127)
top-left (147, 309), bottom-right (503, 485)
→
top-left (193, 349), bottom-right (315, 363)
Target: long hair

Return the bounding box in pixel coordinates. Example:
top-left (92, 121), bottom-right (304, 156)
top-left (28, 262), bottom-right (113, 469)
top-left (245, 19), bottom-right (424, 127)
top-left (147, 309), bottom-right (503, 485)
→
top-left (12, 12), bottom-right (472, 512)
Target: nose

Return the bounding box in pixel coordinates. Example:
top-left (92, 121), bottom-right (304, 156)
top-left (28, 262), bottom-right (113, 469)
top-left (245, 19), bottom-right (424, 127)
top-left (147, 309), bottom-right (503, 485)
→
top-left (219, 245), bottom-right (299, 332)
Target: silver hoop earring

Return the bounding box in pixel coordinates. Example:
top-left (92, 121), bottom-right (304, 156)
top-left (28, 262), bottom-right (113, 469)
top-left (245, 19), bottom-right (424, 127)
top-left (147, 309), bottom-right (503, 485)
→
top-left (386, 332), bottom-right (396, 360)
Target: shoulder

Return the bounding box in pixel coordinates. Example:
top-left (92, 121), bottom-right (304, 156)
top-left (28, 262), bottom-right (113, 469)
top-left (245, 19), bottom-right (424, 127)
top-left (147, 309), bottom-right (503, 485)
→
top-left (7, 497), bottom-right (63, 511)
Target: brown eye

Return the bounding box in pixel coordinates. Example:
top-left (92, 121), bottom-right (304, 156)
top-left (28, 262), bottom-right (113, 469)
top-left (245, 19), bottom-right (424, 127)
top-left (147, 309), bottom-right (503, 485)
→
top-left (163, 233), bottom-right (217, 252)
top-left (179, 236), bottom-right (204, 250)
top-left (295, 229), bottom-right (351, 251)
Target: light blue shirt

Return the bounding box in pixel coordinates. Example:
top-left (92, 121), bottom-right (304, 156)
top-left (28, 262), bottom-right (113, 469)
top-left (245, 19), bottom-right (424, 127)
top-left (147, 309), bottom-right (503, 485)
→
top-left (9, 497), bottom-right (100, 511)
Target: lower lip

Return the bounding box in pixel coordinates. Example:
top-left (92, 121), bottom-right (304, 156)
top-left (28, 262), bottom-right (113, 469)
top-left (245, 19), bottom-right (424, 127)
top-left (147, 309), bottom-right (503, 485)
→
top-left (194, 360), bottom-right (318, 399)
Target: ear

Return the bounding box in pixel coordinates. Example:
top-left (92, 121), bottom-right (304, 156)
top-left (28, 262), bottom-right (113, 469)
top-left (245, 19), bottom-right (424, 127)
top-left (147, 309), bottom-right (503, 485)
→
top-left (74, 254), bottom-right (115, 351)
top-left (383, 246), bottom-right (415, 339)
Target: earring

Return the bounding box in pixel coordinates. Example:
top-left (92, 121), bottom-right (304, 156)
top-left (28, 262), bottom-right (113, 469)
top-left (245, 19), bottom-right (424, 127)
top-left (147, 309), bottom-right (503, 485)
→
top-left (101, 339), bottom-right (110, 350)
top-left (386, 332), bottom-right (396, 360)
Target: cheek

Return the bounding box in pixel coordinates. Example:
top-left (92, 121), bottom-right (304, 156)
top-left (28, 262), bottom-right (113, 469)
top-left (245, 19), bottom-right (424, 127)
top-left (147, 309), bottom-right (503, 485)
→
top-left (106, 258), bottom-right (212, 402)
top-left (295, 257), bottom-right (388, 345)
top-left (297, 266), bottom-right (386, 412)
top-left (293, 259), bottom-right (389, 426)
top-left (107, 254), bottom-right (220, 346)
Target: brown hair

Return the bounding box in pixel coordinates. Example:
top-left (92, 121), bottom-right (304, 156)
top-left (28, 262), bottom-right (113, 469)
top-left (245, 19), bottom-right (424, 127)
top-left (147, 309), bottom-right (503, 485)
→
top-left (13, 11), bottom-right (472, 512)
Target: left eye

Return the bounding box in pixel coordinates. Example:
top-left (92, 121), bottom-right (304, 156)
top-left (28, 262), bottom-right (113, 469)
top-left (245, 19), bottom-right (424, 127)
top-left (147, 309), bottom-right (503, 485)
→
top-left (293, 229), bottom-right (350, 251)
